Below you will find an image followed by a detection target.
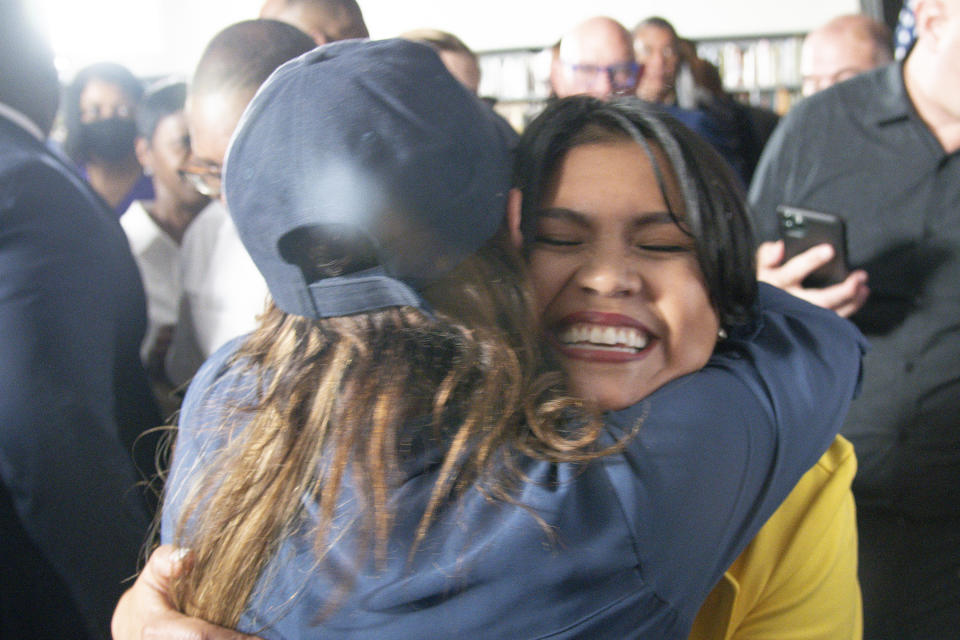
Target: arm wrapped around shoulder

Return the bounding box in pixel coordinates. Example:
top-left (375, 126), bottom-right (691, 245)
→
top-left (605, 282), bottom-right (866, 617)
top-left (728, 282), bottom-right (866, 472)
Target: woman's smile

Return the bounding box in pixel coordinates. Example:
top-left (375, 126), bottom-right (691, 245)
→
top-left (548, 311), bottom-right (654, 361)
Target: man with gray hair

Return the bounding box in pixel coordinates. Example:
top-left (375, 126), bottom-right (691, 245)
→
top-left (801, 13), bottom-right (893, 97)
top-left (750, 0), bottom-right (960, 635)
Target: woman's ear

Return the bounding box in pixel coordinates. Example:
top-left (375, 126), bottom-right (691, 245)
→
top-left (507, 188), bottom-right (524, 249)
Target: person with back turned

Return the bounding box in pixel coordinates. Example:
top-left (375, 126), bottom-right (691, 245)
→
top-left (0, 3), bottom-right (161, 638)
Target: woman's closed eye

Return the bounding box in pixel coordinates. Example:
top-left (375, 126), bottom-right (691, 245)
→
top-left (632, 225), bottom-right (697, 255)
top-left (636, 243), bottom-right (690, 253)
top-left (533, 234), bottom-right (583, 247)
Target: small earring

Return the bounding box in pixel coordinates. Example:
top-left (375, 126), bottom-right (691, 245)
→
top-left (718, 327), bottom-right (727, 340)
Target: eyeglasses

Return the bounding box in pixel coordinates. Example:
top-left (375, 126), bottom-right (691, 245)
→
top-left (564, 61), bottom-right (643, 93)
top-left (178, 159), bottom-right (222, 198)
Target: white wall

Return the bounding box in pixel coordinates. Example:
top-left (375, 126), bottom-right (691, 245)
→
top-left (32, 0), bottom-right (860, 79)
top-left (362, 0), bottom-right (861, 51)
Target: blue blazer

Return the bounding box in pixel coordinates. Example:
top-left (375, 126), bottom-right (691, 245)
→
top-left (0, 114), bottom-right (161, 639)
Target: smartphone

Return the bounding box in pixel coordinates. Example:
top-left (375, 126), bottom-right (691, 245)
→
top-left (776, 205), bottom-right (850, 288)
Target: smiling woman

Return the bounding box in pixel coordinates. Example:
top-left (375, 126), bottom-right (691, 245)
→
top-left (511, 96), bottom-right (863, 639)
top-left (511, 96), bottom-right (756, 409)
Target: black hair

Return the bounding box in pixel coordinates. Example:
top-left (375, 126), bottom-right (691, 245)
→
top-left (62, 62), bottom-right (144, 163)
top-left (191, 20), bottom-right (316, 98)
top-left (282, 0), bottom-right (368, 39)
top-left (135, 80), bottom-right (187, 140)
top-left (634, 16), bottom-right (679, 43)
top-left (513, 96), bottom-right (757, 328)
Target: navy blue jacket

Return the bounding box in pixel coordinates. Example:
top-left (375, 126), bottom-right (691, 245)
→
top-left (164, 285), bottom-right (865, 639)
top-left (0, 113), bottom-right (161, 639)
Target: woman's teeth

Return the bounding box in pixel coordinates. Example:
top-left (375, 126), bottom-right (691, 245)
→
top-left (557, 324), bottom-right (650, 352)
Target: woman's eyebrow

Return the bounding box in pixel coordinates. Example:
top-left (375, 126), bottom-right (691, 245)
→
top-left (628, 211), bottom-right (680, 229)
top-left (534, 207), bottom-right (591, 227)
top-left (535, 208), bottom-right (678, 228)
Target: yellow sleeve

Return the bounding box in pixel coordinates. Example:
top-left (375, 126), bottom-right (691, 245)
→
top-left (689, 436), bottom-right (862, 640)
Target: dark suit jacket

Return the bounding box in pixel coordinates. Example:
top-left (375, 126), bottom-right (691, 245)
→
top-left (0, 113), bottom-right (161, 639)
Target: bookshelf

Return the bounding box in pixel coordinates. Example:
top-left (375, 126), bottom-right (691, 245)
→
top-left (476, 31), bottom-right (806, 126)
top-left (694, 33), bottom-right (805, 114)
top-left (476, 47), bottom-right (551, 130)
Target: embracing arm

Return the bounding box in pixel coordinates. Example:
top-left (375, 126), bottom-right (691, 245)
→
top-left (689, 435), bottom-right (862, 640)
top-left (112, 340), bottom-right (260, 640)
top-left (607, 283), bottom-right (866, 616)
top-left (115, 285), bottom-right (866, 638)
top-left (112, 546), bottom-right (260, 640)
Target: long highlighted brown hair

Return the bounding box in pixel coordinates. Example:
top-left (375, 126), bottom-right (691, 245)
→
top-left (168, 230), bottom-right (616, 627)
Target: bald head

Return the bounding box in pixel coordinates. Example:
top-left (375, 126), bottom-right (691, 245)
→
top-left (551, 16), bottom-right (638, 99)
top-left (187, 19), bottom-right (315, 184)
top-left (191, 19), bottom-right (315, 99)
top-left (801, 14), bottom-right (893, 96)
top-left (259, 0), bottom-right (368, 45)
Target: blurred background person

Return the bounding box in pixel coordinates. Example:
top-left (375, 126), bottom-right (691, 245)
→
top-left (551, 16), bottom-right (752, 183)
top-left (680, 38), bottom-right (778, 184)
top-left (0, 2), bottom-right (161, 637)
top-left (120, 80), bottom-right (210, 413)
top-left (550, 16), bottom-right (641, 99)
top-left (401, 28), bottom-right (481, 94)
top-left (164, 20), bottom-right (316, 388)
top-left (633, 16), bottom-right (776, 184)
top-left (259, 0), bottom-right (368, 44)
top-left (62, 62), bottom-right (153, 215)
top-left (633, 16), bottom-right (681, 105)
top-left (801, 14), bottom-right (894, 97)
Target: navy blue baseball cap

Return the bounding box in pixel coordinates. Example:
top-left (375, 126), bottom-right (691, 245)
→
top-left (223, 38), bottom-right (515, 319)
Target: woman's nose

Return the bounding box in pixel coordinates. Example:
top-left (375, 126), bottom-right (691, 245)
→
top-left (574, 249), bottom-right (641, 297)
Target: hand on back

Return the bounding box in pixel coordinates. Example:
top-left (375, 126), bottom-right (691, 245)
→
top-left (112, 545), bottom-right (260, 640)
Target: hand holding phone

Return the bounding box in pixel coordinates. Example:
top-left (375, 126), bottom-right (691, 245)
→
top-left (776, 205), bottom-right (850, 288)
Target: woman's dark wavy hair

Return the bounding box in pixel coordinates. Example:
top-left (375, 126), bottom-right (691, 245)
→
top-left (62, 62), bottom-right (144, 163)
top-left (513, 96), bottom-right (757, 328)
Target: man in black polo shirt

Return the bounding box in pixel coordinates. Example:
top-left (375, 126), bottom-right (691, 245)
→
top-left (748, 1), bottom-right (960, 637)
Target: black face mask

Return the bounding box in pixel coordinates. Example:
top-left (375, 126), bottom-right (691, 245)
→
top-left (78, 117), bottom-right (138, 163)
